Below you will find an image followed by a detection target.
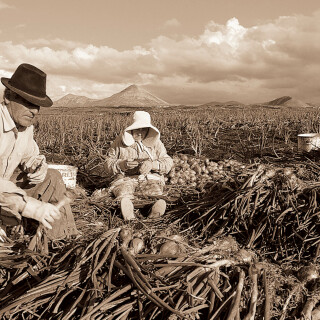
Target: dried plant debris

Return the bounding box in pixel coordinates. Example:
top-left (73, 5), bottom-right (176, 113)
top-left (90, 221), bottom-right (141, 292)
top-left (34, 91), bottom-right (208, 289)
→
top-left (1, 155), bottom-right (320, 319)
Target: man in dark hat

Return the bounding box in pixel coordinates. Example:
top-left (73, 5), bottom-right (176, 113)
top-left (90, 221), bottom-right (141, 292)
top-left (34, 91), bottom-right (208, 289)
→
top-left (0, 63), bottom-right (78, 240)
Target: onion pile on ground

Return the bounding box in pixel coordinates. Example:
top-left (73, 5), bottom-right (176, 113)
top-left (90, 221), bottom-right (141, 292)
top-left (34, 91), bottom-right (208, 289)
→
top-left (167, 160), bottom-right (320, 263)
top-left (168, 154), bottom-right (246, 189)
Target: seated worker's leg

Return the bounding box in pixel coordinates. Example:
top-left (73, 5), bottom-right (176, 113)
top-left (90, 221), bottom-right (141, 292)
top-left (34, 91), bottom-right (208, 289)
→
top-left (11, 168), bottom-right (79, 240)
top-left (1, 170), bottom-right (32, 236)
top-left (139, 180), bottom-right (166, 218)
top-left (112, 179), bottom-right (137, 221)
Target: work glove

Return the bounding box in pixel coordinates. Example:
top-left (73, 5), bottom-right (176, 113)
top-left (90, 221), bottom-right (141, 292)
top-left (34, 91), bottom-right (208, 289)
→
top-left (139, 160), bottom-right (159, 175)
top-left (118, 160), bottom-right (139, 172)
top-left (26, 157), bottom-right (48, 184)
top-left (22, 197), bottom-right (61, 230)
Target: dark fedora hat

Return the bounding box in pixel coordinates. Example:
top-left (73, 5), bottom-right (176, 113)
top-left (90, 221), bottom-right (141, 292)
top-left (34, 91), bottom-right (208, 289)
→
top-left (1, 63), bottom-right (53, 107)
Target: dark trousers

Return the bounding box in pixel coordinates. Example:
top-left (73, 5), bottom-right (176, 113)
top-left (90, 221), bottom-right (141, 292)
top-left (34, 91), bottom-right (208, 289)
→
top-left (6, 168), bottom-right (78, 240)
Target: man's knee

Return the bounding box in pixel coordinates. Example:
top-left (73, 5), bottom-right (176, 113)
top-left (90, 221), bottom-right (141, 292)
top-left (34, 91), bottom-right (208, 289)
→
top-left (46, 168), bottom-right (64, 184)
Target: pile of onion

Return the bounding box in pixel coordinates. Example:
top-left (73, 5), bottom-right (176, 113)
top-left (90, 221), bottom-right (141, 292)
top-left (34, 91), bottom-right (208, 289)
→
top-left (167, 154), bottom-right (245, 187)
top-left (168, 154), bottom-right (306, 192)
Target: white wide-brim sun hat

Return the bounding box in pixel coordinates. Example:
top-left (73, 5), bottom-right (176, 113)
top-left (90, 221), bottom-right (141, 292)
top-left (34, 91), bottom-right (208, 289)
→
top-left (122, 111), bottom-right (160, 146)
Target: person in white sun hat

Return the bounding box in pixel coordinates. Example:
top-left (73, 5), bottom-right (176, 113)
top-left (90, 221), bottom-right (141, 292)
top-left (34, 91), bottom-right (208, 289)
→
top-left (105, 110), bottom-right (173, 220)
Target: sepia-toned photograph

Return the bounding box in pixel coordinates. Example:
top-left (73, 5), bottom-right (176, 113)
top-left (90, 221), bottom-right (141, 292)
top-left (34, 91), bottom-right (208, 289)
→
top-left (0, 1), bottom-right (319, 319)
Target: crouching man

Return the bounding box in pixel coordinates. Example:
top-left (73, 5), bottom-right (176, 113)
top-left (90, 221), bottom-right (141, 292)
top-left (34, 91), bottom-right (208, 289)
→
top-left (0, 63), bottom-right (78, 240)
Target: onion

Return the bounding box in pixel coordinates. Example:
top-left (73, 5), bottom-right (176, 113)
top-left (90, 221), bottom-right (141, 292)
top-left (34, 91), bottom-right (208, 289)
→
top-left (160, 240), bottom-right (181, 255)
top-left (180, 154), bottom-right (189, 161)
top-left (170, 178), bottom-right (177, 185)
top-left (119, 228), bottom-right (133, 248)
top-left (171, 155), bottom-right (248, 187)
top-left (173, 157), bottom-right (179, 164)
top-left (130, 238), bottom-right (145, 255)
top-left (237, 248), bottom-right (255, 263)
top-left (265, 169), bottom-right (276, 178)
top-left (312, 308), bottom-right (320, 320)
top-left (297, 264), bottom-right (319, 283)
top-left (190, 176), bottom-right (197, 182)
top-left (207, 167), bottom-right (215, 173)
top-left (283, 167), bottom-right (293, 176)
top-left (194, 165), bottom-right (201, 174)
top-left (168, 170), bottom-right (176, 178)
top-left (156, 230), bottom-right (168, 238)
top-left (168, 234), bottom-right (184, 242)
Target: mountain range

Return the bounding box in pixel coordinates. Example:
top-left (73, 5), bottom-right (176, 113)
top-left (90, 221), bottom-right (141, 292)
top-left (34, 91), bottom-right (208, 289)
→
top-left (53, 85), bottom-right (318, 109)
top-left (53, 85), bottom-right (170, 108)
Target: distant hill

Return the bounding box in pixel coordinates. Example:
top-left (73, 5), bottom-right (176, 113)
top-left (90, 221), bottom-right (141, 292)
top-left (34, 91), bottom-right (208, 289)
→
top-left (262, 96), bottom-right (311, 108)
top-left (307, 102), bottom-right (320, 108)
top-left (53, 94), bottom-right (98, 108)
top-left (90, 85), bottom-right (170, 107)
top-left (199, 100), bottom-right (245, 108)
top-left (53, 85), bottom-right (170, 108)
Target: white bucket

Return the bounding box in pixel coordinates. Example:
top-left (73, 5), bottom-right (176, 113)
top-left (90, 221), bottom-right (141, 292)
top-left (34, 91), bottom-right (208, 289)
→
top-left (48, 164), bottom-right (78, 189)
top-left (297, 133), bottom-right (320, 152)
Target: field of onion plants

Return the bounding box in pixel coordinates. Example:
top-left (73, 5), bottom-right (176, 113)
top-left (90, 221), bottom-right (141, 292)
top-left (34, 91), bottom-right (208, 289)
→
top-left (1, 106), bottom-right (320, 319)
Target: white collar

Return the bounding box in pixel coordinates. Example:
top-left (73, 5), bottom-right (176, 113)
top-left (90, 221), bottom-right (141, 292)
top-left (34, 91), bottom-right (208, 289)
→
top-left (1, 102), bottom-right (16, 133)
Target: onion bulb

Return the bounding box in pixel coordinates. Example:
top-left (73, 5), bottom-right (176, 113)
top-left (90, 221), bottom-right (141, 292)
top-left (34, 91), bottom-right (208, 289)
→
top-left (119, 228), bottom-right (133, 248)
top-left (283, 167), bottom-right (293, 176)
top-left (237, 248), bottom-right (255, 263)
top-left (129, 238), bottom-right (145, 255)
top-left (160, 240), bottom-right (181, 255)
top-left (297, 264), bottom-right (319, 283)
top-left (168, 234), bottom-right (184, 242)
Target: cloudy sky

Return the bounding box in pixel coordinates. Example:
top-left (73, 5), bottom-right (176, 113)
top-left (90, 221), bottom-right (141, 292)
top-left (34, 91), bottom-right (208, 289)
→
top-left (0, 0), bottom-right (319, 105)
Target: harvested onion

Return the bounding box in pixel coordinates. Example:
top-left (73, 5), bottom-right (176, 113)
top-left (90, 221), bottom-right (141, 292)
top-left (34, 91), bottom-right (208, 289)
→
top-left (237, 248), bottom-right (255, 263)
top-left (119, 228), bottom-right (133, 248)
top-left (160, 240), bottom-right (180, 255)
top-left (129, 238), bottom-right (145, 255)
top-left (168, 154), bottom-right (245, 188)
top-left (297, 264), bottom-right (319, 283)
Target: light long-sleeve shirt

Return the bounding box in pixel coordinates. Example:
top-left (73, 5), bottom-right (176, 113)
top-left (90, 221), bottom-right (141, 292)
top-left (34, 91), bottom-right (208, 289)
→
top-left (105, 135), bottom-right (173, 177)
top-left (0, 102), bottom-right (42, 219)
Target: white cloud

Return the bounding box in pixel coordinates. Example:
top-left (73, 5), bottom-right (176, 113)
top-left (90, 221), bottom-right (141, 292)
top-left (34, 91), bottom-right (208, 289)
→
top-left (201, 17), bottom-right (246, 49)
top-left (73, 46), bottom-right (98, 61)
top-left (0, 11), bottom-right (320, 104)
top-left (0, 1), bottom-right (12, 10)
top-left (0, 68), bottom-right (12, 78)
top-left (59, 85), bottom-right (66, 92)
top-left (163, 18), bottom-right (181, 28)
top-left (15, 24), bottom-right (26, 29)
top-left (49, 74), bottom-right (128, 100)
